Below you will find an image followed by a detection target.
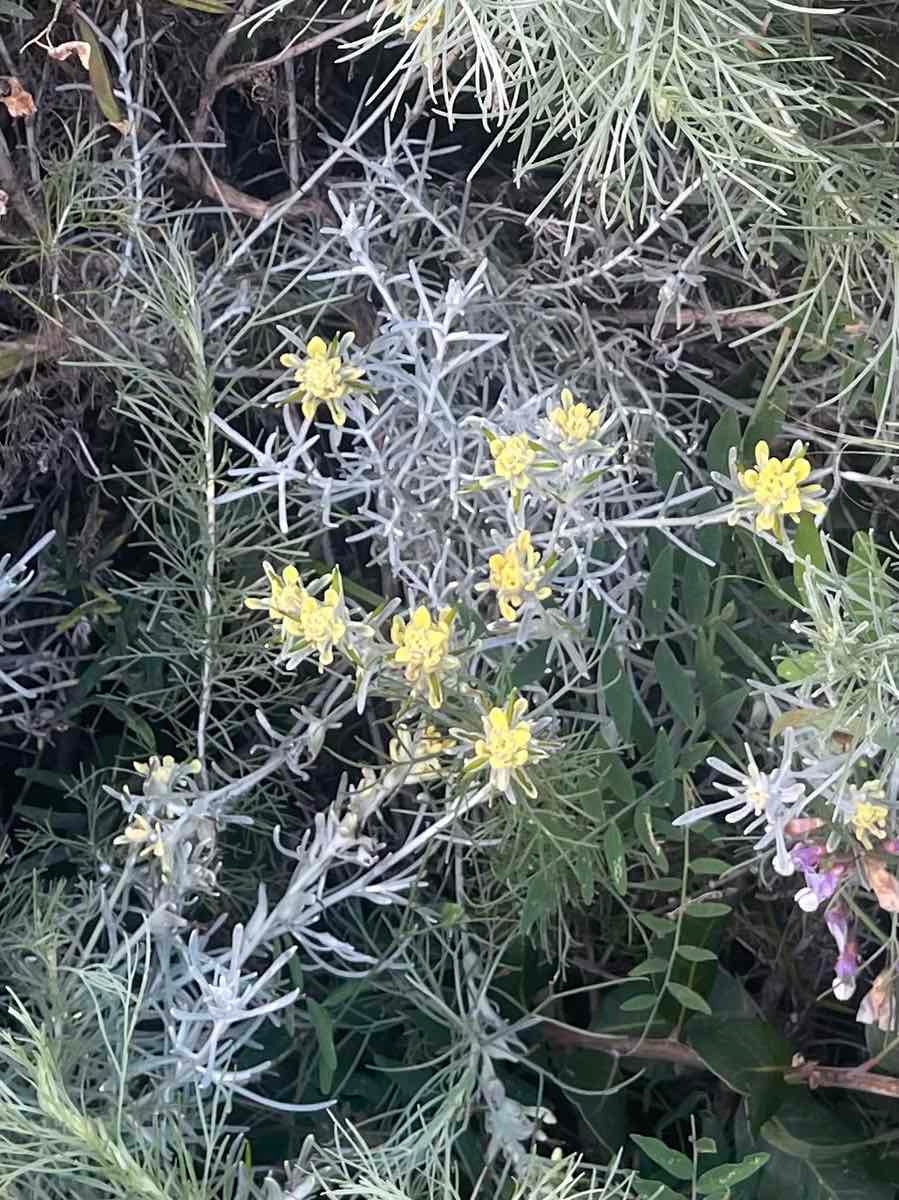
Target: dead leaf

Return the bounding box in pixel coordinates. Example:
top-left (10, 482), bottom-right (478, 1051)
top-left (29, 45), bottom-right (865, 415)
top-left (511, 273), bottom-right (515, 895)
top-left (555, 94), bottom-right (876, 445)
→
top-left (0, 190), bottom-right (7, 218)
top-left (1, 77), bottom-right (36, 119)
top-left (863, 856), bottom-right (899, 913)
top-left (857, 966), bottom-right (897, 1031)
top-left (47, 41), bottom-right (91, 70)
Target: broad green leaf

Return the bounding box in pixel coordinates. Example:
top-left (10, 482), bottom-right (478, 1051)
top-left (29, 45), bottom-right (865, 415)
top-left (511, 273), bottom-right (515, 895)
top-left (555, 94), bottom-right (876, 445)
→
top-left (631, 1135), bottom-right (694, 1182)
top-left (620, 992), bottom-right (659, 1012)
top-left (628, 957), bottom-right (670, 977)
top-left (667, 981), bottom-right (712, 1015)
top-left (677, 945), bottom-right (718, 963)
top-left (689, 1017), bottom-right (792, 1132)
top-left (685, 901), bottom-right (732, 919)
top-left (697, 1154), bottom-right (770, 1193)
top-left (706, 687), bottom-right (747, 735)
top-left (509, 640), bottom-right (549, 687)
top-left (633, 1180), bottom-right (685, 1200)
top-left (694, 1137), bottom-right (717, 1155)
top-left (306, 999), bottom-right (337, 1094)
top-left (603, 753), bottom-right (635, 803)
top-left (654, 641), bottom-right (694, 724)
top-left (706, 408), bottom-right (741, 475)
top-left (654, 436), bottom-right (683, 490)
top-left (763, 1095), bottom-right (895, 1198)
top-left (603, 821), bottom-right (627, 895)
top-left (689, 857), bottom-right (730, 876)
top-left (643, 544), bottom-right (674, 636)
top-left (638, 913), bottom-right (676, 937)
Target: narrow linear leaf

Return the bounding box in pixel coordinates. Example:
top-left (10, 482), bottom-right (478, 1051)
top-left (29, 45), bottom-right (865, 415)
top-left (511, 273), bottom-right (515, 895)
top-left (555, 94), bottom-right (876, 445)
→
top-left (307, 999), bottom-right (338, 1094)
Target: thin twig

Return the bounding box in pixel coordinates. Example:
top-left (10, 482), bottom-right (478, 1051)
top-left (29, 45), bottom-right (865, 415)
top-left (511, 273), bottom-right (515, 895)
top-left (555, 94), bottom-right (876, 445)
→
top-left (542, 1022), bottom-right (899, 1101)
top-left (192, 0), bottom-right (260, 143)
top-left (218, 12), bottom-right (370, 95)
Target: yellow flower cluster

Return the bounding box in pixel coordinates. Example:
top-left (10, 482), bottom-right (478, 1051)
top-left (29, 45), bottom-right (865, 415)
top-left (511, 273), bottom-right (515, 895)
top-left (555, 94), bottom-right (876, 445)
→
top-left (246, 562), bottom-right (346, 669)
top-left (133, 754), bottom-right (201, 796)
top-left (733, 440), bottom-right (826, 537)
top-left (488, 433), bottom-right (536, 502)
top-left (390, 605), bottom-right (458, 707)
top-left (114, 813), bottom-right (167, 869)
top-left (479, 530), bottom-right (551, 622)
top-left (280, 334), bottom-right (366, 427)
top-left (547, 387), bottom-right (602, 450)
top-left (389, 722), bottom-right (456, 781)
top-left (848, 782), bottom-right (889, 850)
top-left (457, 694), bottom-right (545, 802)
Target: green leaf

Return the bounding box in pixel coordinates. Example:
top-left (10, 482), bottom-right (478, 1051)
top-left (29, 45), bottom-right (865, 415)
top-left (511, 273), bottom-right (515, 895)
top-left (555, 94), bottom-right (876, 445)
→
top-left (509, 640), bottom-right (550, 687)
top-left (603, 754), bottom-right (635, 803)
top-left (694, 1137), bottom-right (718, 1155)
top-left (633, 1181), bottom-right (685, 1200)
top-left (654, 641), bottom-right (694, 724)
top-left (635, 802), bottom-right (668, 868)
top-left (707, 409), bottom-right (741, 475)
top-left (620, 992), bottom-right (659, 1012)
top-left (793, 512), bottom-right (826, 601)
top-left (667, 982), bottom-right (712, 1015)
top-left (654, 436), bottom-right (683, 490)
top-left (681, 557), bottom-right (711, 625)
top-left (601, 648), bottom-right (634, 742)
top-left (689, 1017), bottom-right (793, 1132)
top-left (603, 821), bottom-right (627, 895)
top-left (689, 857), bottom-right (730, 876)
top-left (677, 945), bottom-right (718, 963)
top-left (306, 999), bottom-right (337, 1094)
top-left (685, 901), bottom-right (732, 919)
top-left (706, 687), bottom-right (747, 736)
top-left (631, 1135), bottom-right (694, 1182)
top-left (697, 1154), bottom-right (770, 1193)
top-left (638, 913), bottom-right (677, 937)
top-left (76, 16), bottom-right (125, 126)
top-left (629, 957), bottom-right (670, 978)
top-left (762, 1094), bottom-right (895, 1198)
top-left (643, 544), bottom-right (674, 636)
top-left (521, 873), bottom-right (555, 934)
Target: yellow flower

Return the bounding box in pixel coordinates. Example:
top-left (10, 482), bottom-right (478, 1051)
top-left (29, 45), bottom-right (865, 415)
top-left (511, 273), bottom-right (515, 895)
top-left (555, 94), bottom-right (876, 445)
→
top-left (488, 433), bottom-right (537, 501)
top-left (479, 530), bottom-right (552, 622)
top-left (848, 781), bottom-right (889, 850)
top-left (457, 694), bottom-right (546, 801)
top-left (280, 334), bottom-right (366, 427)
top-left (114, 813), bottom-right (167, 864)
top-left (389, 722), bottom-right (456, 781)
top-left (384, 0), bottom-right (442, 32)
top-left (548, 387), bottom-right (602, 449)
top-left (390, 605), bottom-right (458, 707)
top-left (732, 440), bottom-right (826, 536)
top-left (133, 754), bottom-right (201, 797)
top-left (246, 562), bottom-right (346, 669)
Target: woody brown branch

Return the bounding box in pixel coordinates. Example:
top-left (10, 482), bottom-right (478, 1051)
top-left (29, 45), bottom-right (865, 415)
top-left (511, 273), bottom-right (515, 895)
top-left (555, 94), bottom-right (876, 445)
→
top-left (542, 1022), bottom-right (899, 1101)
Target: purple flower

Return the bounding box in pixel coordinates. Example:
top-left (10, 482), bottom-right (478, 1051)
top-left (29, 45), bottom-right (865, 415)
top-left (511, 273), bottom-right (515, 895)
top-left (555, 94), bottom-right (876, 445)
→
top-left (825, 903), bottom-right (859, 1001)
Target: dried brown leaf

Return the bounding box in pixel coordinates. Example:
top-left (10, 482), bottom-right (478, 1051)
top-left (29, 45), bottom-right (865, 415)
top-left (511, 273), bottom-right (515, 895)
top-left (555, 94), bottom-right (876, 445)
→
top-left (1, 77), bottom-right (36, 118)
top-left (47, 41), bottom-right (91, 70)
